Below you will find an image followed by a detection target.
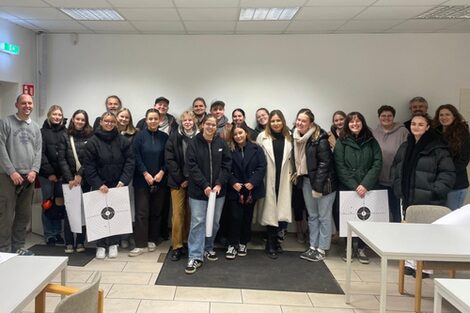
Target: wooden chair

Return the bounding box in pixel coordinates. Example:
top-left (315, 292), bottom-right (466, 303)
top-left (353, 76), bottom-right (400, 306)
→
top-left (397, 205), bottom-right (470, 313)
top-left (35, 272), bottom-right (104, 313)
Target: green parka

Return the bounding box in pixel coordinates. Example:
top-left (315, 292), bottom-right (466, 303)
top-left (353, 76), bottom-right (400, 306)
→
top-left (334, 135), bottom-right (383, 191)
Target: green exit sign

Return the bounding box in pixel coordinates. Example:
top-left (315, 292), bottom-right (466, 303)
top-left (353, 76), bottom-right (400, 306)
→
top-left (0, 42), bottom-right (20, 55)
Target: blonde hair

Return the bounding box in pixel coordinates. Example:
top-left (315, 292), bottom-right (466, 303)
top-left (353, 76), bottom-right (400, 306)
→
top-left (46, 105), bottom-right (64, 124)
top-left (180, 110), bottom-right (196, 124)
top-left (116, 108), bottom-right (137, 134)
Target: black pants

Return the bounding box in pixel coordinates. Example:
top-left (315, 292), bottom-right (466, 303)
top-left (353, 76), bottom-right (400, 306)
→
top-left (96, 235), bottom-right (120, 248)
top-left (64, 214), bottom-right (86, 246)
top-left (134, 186), bottom-right (165, 248)
top-left (227, 200), bottom-right (255, 246)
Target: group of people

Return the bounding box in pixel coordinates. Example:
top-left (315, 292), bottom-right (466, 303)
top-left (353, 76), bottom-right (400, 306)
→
top-left (0, 93), bottom-right (468, 275)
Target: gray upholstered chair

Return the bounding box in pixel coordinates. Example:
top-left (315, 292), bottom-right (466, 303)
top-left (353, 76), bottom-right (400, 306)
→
top-left (35, 272), bottom-right (103, 313)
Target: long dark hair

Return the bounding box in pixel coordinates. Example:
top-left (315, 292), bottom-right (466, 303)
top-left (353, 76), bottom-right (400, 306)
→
top-left (432, 104), bottom-right (470, 157)
top-left (67, 109), bottom-right (93, 137)
top-left (265, 110), bottom-right (291, 141)
top-left (229, 123), bottom-right (254, 151)
top-left (340, 111), bottom-right (373, 140)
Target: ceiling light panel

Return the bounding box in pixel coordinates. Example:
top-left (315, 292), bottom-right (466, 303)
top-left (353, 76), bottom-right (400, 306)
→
top-left (416, 6), bottom-right (470, 19)
top-left (239, 7), bottom-right (299, 21)
top-left (60, 8), bottom-right (125, 21)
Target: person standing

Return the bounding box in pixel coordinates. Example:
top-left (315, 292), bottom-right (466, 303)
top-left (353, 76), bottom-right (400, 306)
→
top-left (84, 112), bottom-right (135, 259)
top-left (192, 97), bottom-right (207, 128)
top-left (432, 104), bottom-right (470, 210)
top-left (92, 95), bottom-right (122, 130)
top-left (253, 108), bottom-right (270, 139)
top-left (185, 114), bottom-right (232, 274)
top-left (0, 94), bottom-right (42, 253)
top-left (39, 105), bottom-right (67, 246)
top-left (372, 105), bottom-right (408, 222)
top-left (404, 96), bottom-right (428, 132)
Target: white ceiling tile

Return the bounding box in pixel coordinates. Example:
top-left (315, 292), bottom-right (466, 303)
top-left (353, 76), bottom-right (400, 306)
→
top-left (442, 0), bottom-right (470, 4)
top-left (0, 9), bottom-right (18, 19)
top-left (0, 0), bottom-right (49, 7)
top-left (388, 19), bottom-right (461, 32)
top-left (2, 7), bottom-right (69, 19)
top-left (8, 18), bottom-right (43, 30)
top-left (42, 0), bottom-right (111, 8)
top-left (286, 20), bottom-right (345, 32)
top-left (240, 0), bottom-right (305, 7)
top-left (178, 8), bottom-right (238, 21)
top-left (339, 19), bottom-right (404, 31)
top-left (236, 20), bottom-right (289, 32)
top-left (80, 20), bottom-right (136, 31)
top-left (175, 0), bottom-right (239, 8)
top-left (296, 6), bottom-right (365, 20)
top-left (131, 21), bottom-right (185, 32)
top-left (374, 0), bottom-right (447, 5)
top-left (438, 19), bottom-right (470, 31)
top-left (185, 21), bottom-right (235, 32)
top-left (355, 6), bottom-right (434, 19)
top-left (25, 19), bottom-right (89, 31)
top-left (107, 0), bottom-right (174, 8)
top-left (306, 0), bottom-right (376, 5)
top-left (118, 8), bottom-right (179, 21)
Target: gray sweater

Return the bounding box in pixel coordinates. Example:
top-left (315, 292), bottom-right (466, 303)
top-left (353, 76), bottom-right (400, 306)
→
top-left (372, 123), bottom-right (409, 186)
top-left (0, 114), bottom-right (42, 175)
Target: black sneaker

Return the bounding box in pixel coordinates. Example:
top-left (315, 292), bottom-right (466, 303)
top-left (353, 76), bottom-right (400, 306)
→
top-left (55, 234), bottom-right (64, 245)
top-left (204, 250), bottom-right (218, 261)
top-left (300, 248), bottom-right (317, 262)
top-left (46, 237), bottom-right (56, 246)
top-left (185, 259), bottom-right (202, 274)
top-left (357, 248), bottom-right (370, 264)
top-left (16, 248), bottom-right (35, 256)
top-left (238, 244), bottom-right (247, 257)
top-left (342, 249), bottom-right (357, 262)
top-left (170, 248), bottom-right (183, 261)
top-left (404, 266), bottom-right (415, 276)
top-left (225, 245), bottom-right (237, 260)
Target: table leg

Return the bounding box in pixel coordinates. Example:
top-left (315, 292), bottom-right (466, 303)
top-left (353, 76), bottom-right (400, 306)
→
top-left (433, 286), bottom-right (442, 313)
top-left (35, 289), bottom-right (46, 313)
top-left (415, 261), bottom-right (423, 313)
top-left (380, 257), bottom-right (388, 313)
top-left (345, 225), bottom-right (353, 303)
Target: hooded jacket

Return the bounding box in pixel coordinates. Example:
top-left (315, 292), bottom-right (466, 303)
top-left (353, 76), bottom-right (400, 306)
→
top-left (84, 127), bottom-right (135, 190)
top-left (40, 119), bottom-right (66, 177)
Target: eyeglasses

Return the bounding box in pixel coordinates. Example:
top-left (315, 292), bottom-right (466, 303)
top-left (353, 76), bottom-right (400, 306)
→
top-left (103, 120), bottom-right (116, 125)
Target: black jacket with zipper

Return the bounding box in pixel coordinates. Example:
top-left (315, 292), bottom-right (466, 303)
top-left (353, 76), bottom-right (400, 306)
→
top-left (58, 129), bottom-right (93, 182)
top-left (40, 120), bottom-right (66, 177)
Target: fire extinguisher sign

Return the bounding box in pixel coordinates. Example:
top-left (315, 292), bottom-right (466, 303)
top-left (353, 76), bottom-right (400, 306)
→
top-left (22, 84), bottom-right (35, 96)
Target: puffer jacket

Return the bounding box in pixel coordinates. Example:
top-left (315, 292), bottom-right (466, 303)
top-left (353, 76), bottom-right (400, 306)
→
top-left (306, 129), bottom-right (338, 195)
top-left (392, 133), bottom-right (456, 206)
top-left (84, 127), bottom-right (135, 190)
top-left (334, 135), bottom-right (383, 191)
top-left (187, 132), bottom-right (232, 200)
top-left (40, 120), bottom-right (66, 177)
top-left (165, 127), bottom-right (197, 188)
top-left (58, 130), bottom-right (93, 182)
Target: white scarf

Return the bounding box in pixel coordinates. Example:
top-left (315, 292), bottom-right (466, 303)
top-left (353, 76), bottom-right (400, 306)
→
top-left (293, 126), bottom-right (316, 176)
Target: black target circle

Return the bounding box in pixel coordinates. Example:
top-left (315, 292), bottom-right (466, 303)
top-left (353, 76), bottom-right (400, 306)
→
top-left (357, 207), bottom-right (371, 220)
top-left (101, 207), bottom-right (115, 220)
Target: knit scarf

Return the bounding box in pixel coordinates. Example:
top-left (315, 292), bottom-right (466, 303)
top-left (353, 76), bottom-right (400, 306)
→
top-left (293, 126), bottom-right (316, 176)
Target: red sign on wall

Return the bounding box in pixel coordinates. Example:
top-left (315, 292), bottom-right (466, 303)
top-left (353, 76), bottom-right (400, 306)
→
top-left (22, 84), bottom-right (34, 96)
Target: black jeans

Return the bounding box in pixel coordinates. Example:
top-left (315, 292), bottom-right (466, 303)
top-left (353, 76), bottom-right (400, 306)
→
top-left (134, 186), bottom-right (166, 248)
top-left (64, 214), bottom-right (86, 246)
top-left (227, 200), bottom-right (255, 246)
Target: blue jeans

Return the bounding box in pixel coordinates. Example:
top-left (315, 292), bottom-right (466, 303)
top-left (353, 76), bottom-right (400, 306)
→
top-left (302, 177), bottom-right (336, 250)
top-left (188, 196), bottom-right (225, 261)
top-left (446, 188), bottom-right (468, 210)
top-left (377, 184), bottom-right (402, 222)
top-left (39, 176), bottom-right (63, 241)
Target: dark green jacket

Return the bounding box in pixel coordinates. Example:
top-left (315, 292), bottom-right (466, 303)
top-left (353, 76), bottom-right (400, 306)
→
top-left (334, 136), bottom-right (383, 191)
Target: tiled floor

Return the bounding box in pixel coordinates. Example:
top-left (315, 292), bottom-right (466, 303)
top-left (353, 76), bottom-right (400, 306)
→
top-left (21, 233), bottom-right (465, 313)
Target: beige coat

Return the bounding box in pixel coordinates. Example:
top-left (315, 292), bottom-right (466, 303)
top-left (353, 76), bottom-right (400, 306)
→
top-left (256, 131), bottom-right (293, 227)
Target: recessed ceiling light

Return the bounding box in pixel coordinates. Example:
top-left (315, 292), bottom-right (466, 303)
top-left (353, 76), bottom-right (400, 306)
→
top-left (240, 7), bottom-right (299, 21)
top-left (60, 8), bottom-right (125, 21)
top-left (416, 6), bottom-right (470, 19)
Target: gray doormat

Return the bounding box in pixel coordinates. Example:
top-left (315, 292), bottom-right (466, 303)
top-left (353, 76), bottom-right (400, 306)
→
top-left (156, 248), bottom-right (344, 294)
top-left (28, 244), bottom-right (95, 267)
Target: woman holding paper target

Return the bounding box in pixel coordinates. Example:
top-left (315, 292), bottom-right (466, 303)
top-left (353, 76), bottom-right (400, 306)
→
top-left (58, 109), bottom-right (93, 253)
top-left (185, 114), bottom-right (232, 274)
top-left (334, 112), bottom-right (382, 264)
top-left (84, 112), bottom-right (135, 259)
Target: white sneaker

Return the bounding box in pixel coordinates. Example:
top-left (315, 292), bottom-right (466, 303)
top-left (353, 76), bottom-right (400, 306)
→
top-left (96, 247), bottom-right (106, 259)
top-left (148, 242), bottom-right (157, 252)
top-left (108, 244), bottom-right (118, 258)
top-left (128, 247), bottom-right (145, 257)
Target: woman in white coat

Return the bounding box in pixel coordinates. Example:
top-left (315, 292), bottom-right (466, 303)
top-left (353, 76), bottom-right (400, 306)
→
top-left (256, 110), bottom-right (293, 259)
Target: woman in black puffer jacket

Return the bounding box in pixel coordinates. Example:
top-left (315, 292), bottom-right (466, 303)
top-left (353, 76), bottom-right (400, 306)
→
top-left (39, 105), bottom-right (67, 246)
top-left (392, 113), bottom-right (456, 214)
top-left (84, 112), bottom-right (135, 259)
top-left (58, 109), bottom-right (94, 253)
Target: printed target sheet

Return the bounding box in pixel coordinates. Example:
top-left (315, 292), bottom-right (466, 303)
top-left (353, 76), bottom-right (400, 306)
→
top-left (83, 187), bottom-right (133, 242)
top-left (339, 190), bottom-right (389, 237)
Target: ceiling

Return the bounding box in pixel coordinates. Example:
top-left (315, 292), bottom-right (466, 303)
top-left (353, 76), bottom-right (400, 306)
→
top-left (1, 0), bottom-right (470, 35)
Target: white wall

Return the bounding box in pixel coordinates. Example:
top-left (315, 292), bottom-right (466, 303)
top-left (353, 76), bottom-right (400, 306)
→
top-left (0, 18), bottom-right (37, 118)
top-left (45, 33), bottom-right (470, 129)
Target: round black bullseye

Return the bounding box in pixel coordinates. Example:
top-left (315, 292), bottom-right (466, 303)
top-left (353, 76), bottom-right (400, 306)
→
top-left (101, 207), bottom-right (115, 220)
top-left (357, 207), bottom-right (371, 220)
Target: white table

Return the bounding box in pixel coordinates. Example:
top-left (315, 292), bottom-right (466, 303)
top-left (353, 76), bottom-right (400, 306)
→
top-left (0, 255), bottom-right (68, 313)
top-left (344, 222), bottom-right (470, 313)
top-left (434, 279), bottom-right (470, 313)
